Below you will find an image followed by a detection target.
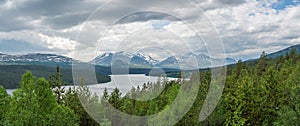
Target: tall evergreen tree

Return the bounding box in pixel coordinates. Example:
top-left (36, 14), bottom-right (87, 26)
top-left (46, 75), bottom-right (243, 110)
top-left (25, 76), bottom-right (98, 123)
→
top-left (257, 51), bottom-right (267, 75)
top-left (0, 86), bottom-right (10, 125)
top-left (49, 65), bottom-right (65, 104)
top-left (5, 71), bottom-right (79, 125)
top-left (236, 60), bottom-right (243, 77)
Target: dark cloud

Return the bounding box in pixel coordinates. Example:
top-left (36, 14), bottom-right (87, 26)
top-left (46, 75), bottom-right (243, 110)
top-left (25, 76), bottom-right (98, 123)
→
top-left (0, 0), bottom-right (186, 31)
top-left (280, 35), bottom-right (299, 41)
top-left (0, 0), bottom-right (103, 31)
top-left (0, 0), bottom-right (298, 61)
top-left (192, 0), bottom-right (247, 10)
top-left (0, 0), bottom-right (247, 32)
top-left (15, 0), bottom-right (100, 17)
top-left (85, 0), bottom-right (192, 25)
top-left (0, 0), bottom-right (5, 4)
top-left (117, 11), bottom-right (179, 24)
top-left (218, 0), bottom-right (247, 5)
top-left (0, 16), bottom-right (32, 32)
top-left (43, 12), bottom-right (91, 29)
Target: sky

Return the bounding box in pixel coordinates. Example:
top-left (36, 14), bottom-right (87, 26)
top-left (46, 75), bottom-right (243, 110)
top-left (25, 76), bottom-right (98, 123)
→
top-left (0, 0), bottom-right (299, 61)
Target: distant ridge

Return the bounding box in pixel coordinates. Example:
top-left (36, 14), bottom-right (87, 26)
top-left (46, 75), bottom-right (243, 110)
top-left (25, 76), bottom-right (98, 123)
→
top-left (92, 51), bottom-right (237, 69)
top-left (267, 44), bottom-right (300, 58)
top-left (0, 53), bottom-right (76, 63)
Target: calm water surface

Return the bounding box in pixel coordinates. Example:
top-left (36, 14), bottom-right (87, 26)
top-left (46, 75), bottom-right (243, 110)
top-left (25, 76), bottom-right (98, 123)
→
top-left (7, 74), bottom-right (178, 97)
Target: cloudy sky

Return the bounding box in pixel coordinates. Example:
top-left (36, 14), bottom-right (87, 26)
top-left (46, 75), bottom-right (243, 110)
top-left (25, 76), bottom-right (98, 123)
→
top-left (0, 0), bottom-right (299, 61)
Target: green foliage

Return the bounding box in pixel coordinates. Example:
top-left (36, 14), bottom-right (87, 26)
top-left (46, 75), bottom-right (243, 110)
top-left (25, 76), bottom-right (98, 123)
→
top-left (0, 86), bottom-right (10, 125)
top-left (49, 65), bottom-right (65, 104)
top-left (1, 49), bottom-right (300, 125)
top-left (257, 51), bottom-right (267, 75)
top-left (235, 60), bottom-right (243, 77)
top-left (49, 105), bottom-right (79, 126)
top-left (273, 63), bottom-right (300, 125)
top-left (64, 81), bottom-right (100, 126)
top-left (3, 71), bottom-right (79, 126)
top-left (0, 65), bottom-right (111, 89)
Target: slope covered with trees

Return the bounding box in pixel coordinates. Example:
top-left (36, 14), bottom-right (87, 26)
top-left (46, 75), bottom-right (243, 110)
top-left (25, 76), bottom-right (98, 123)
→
top-left (1, 48), bottom-right (300, 125)
top-left (0, 65), bottom-right (111, 89)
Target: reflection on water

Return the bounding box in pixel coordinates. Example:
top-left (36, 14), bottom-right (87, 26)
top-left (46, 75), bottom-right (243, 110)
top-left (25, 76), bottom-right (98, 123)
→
top-left (7, 74), bottom-right (178, 97)
top-left (68, 74), bottom-right (177, 97)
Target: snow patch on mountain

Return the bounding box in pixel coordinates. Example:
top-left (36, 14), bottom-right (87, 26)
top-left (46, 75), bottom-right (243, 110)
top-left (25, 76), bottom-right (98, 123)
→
top-left (92, 52), bottom-right (236, 69)
top-left (0, 53), bottom-right (76, 63)
top-left (91, 52), bottom-right (158, 67)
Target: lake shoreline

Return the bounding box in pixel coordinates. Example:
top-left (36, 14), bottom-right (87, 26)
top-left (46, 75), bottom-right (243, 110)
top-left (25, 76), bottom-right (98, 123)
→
top-left (6, 74), bottom-right (178, 96)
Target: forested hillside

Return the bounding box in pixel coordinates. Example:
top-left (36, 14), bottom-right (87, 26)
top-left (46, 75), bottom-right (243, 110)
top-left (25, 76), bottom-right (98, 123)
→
top-left (0, 65), bottom-right (111, 89)
top-left (1, 48), bottom-right (300, 125)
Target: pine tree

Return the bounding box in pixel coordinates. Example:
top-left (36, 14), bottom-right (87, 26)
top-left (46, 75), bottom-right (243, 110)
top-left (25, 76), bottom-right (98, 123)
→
top-left (236, 60), bottom-right (243, 77)
top-left (290, 48), bottom-right (297, 64)
top-left (290, 48), bottom-right (296, 60)
top-left (257, 51), bottom-right (267, 75)
top-left (76, 79), bottom-right (100, 126)
top-left (108, 88), bottom-right (122, 126)
top-left (0, 86), bottom-right (10, 125)
top-left (6, 71), bottom-right (79, 125)
top-left (285, 52), bottom-right (290, 60)
top-left (49, 65), bottom-right (65, 104)
top-left (49, 105), bottom-right (79, 126)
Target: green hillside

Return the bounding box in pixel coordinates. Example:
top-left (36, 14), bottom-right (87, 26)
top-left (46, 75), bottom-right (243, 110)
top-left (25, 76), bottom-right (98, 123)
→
top-left (0, 65), bottom-right (110, 89)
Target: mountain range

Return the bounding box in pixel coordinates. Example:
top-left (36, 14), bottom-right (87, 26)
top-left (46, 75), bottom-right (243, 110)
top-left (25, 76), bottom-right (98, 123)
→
top-left (90, 51), bottom-right (159, 68)
top-left (158, 53), bottom-right (237, 69)
top-left (1, 44), bottom-right (300, 89)
top-left (0, 53), bottom-right (75, 63)
top-left (90, 51), bottom-right (237, 69)
top-left (2, 44), bottom-right (300, 70)
top-left (267, 44), bottom-right (300, 58)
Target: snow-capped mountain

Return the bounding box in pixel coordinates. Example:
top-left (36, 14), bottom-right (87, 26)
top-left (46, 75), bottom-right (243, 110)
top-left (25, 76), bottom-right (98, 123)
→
top-left (158, 53), bottom-right (236, 69)
top-left (136, 52), bottom-right (159, 65)
top-left (0, 53), bottom-right (75, 63)
top-left (91, 52), bottom-right (116, 66)
top-left (0, 52), bottom-right (236, 69)
top-left (91, 51), bottom-right (158, 68)
top-left (91, 52), bottom-right (236, 69)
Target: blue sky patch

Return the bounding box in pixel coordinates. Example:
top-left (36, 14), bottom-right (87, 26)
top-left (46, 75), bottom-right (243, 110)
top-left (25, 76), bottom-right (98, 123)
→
top-left (271, 0), bottom-right (300, 10)
top-left (256, 0), bottom-right (300, 10)
top-left (152, 21), bottom-right (171, 29)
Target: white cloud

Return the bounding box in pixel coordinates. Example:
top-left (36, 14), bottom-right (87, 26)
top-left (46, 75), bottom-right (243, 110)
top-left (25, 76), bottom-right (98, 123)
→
top-left (0, 30), bottom-right (78, 53)
top-left (204, 0), bottom-right (300, 60)
top-left (0, 0), bottom-right (299, 62)
top-left (38, 33), bottom-right (77, 51)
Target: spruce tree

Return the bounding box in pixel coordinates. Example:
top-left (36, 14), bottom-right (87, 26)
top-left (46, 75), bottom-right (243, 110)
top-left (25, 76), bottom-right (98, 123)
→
top-left (49, 65), bottom-right (65, 104)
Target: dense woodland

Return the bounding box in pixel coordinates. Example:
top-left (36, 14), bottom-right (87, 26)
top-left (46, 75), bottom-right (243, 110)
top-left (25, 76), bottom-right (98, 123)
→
top-left (0, 65), bottom-right (111, 89)
top-left (1, 48), bottom-right (300, 125)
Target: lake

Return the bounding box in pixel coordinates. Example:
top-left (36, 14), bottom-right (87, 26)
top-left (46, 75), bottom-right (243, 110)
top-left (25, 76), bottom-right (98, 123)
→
top-left (6, 74), bottom-right (178, 97)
